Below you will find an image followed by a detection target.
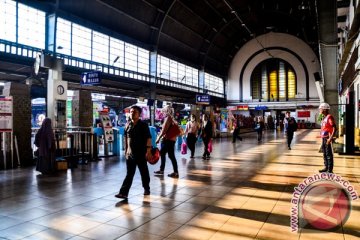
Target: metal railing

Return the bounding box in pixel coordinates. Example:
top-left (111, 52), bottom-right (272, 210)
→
top-left (32, 127), bottom-right (98, 168)
top-left (0, 39), bottom-right (225, 98)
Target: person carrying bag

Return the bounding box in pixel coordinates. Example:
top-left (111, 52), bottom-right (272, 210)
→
top-left (154, 105), bottom-right (181, 178)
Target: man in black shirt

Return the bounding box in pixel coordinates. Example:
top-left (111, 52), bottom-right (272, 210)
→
top-left (115, 106), bottom-right (152, 199)
top-left (284, 111), bottom-right (297, 150)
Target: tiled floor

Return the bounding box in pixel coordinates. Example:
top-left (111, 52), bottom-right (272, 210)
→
top-left (0, 129), bottom-right (359, 240)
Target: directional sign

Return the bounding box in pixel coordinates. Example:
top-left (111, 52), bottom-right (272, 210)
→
top-left (81, 71), bottom-right (101, 85)
top-left (196, 94), bottom-right (210, 105)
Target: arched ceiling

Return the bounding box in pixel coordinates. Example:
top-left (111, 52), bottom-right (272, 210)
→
top-left (23, 0), bottom-right (323, 77)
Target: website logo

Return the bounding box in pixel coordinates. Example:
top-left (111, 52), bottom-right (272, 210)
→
top-left (290, 173), bottom-right (358, 232)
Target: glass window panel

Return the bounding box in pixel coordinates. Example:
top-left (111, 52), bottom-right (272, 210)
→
top-left (178, 63), bottom-right (186, 83)
top-left (0, 0), bottom-right (16, 42)
top-left (169, 60), bottom-right (178, 81)
top-left (261, 65), bottom-right (268, 100)
top-left (56, 18), bottom-right (71, 55)
top-left (205, 73), bottom-right (223, 94)
top-left (279, 62), bottom-right (286, 99)
top-left (288, 69), bottom-right (296, 99)
top-left (92, 31), bottom-right (109, 64)
top-left (124, 42), bottom-right (137, 72)
top-left (18, 3), bottom-right (45, 49)
top-left (269, 70), bottom-right (277, 100)
top-left (137, 48), bottom-right (149, 74)
top-left (158, 55), bottom-right (170, 79)
top-left (110, 37), bottom-right (125, 68)
top-left (251, 67), bottom-right (261, 100)
top-left (72, 23), bottom-right (91, 60)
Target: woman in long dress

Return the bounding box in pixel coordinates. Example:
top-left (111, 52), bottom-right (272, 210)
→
top-left (35, 118), bottom-right (56, 174)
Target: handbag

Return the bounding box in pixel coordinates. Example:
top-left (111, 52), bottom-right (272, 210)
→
top-left (147, 147), bottom-right (160, 165)
top-left (181, 140), bottom-right (187, 155)
top-left (165, 121), bottom-right (183, 139)
top-left (208, 139), bottom-right (213, 153)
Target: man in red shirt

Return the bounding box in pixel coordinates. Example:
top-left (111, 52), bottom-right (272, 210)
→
top-left (319, 103), bottom-right (337, 173)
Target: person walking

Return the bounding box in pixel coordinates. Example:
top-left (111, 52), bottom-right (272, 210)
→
top-left (232, 115), bottom-right (243, 143)
top-left (34, 118), bottom-right (56, 175)
top-left (201, 114), bottom-right (213, 160)
top-left (318, 103), bottom-right (337, 173)
top-left (154, 105), bottom-right (179, 178)
top-left (184, 114), bottom-right (200, 158)
top-left (115, 106), bottom-right (152, 199)
top-left (284, 111), bottom-right (297, 150)
top-left (255, 116), bottom-right (265, 142)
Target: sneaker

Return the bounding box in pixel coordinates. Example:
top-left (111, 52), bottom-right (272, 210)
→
top-left (206, 156), bottom-right (210, 160)
top-left (168, 172), bottom-right (179, 178)
top-left (288, 147), bottom-right (291, 150)
top-left (115, 193), bottom-right (128, 199)
top-left (154, 170), bottom-right (164, 175)
top-left (319, 168), bottom-right (328, 173)
top-left (144, 190), bottom-right (150, 195)
top-left (190, 156), bottom-right (195, 158)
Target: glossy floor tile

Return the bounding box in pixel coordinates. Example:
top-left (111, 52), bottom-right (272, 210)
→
top-left (0, 129), bottom-right (359, 239)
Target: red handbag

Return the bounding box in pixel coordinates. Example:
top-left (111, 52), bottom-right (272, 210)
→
top-left (165, 122), bottom-right (183, 139)
top-left (148, 147), bottom-right (160, 165)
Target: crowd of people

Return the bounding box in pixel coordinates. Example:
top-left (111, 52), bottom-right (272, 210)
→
top-left (33, 103), bottom-right (337, 200)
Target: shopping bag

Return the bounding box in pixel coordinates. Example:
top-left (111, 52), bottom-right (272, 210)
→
top-left (181, 141), bottom-right (187, 155)
top-left (208, 139), bottom-right (213, 153)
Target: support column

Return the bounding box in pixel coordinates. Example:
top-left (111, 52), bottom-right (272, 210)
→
top-left (72, 90), bottom-right (93, 127)
top-left (47, 58), bottom-right (67, 128)
top-left (317, 0), bottom-right (339, 125)
top-left (149, 51), bottom-right (157, 126)
top-left (199, 69), bottom-right (205, 93)
top-left (3, 82), bottom-right (32, 166)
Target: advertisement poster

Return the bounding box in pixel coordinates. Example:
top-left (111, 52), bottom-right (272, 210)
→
top-left (0, 97), bottom-right (13, 131)
top-left (99, 111), bottom-right (113, 142)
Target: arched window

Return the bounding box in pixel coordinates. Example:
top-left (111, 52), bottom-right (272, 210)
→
top-left (251, 59), bottom-right (297, 101)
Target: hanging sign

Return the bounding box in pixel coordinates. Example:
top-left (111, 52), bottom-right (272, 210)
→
top-left (81, 71), bottom-right (101, 85)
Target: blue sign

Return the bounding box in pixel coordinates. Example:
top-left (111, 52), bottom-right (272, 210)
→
top-left (196, 94), bottom-right (210, 105)
top-left (255, 106), bottom-right (268, 111)
top-left (81, 71), bottom-right (101, 85)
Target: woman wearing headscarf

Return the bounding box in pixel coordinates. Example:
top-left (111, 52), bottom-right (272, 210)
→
top-left (34, 118), bottom-right (56, 174)
top-left (155, 105), bottom-right (179, 178)
top-left (184, 114), bottom-right (200, 158)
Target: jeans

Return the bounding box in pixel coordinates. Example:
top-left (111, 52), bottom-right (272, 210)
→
top-left (160, 139), bottom-right (178, 173)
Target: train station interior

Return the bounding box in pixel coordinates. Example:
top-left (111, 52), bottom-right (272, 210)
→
top-left (0, 0), bottom-right (359, 239)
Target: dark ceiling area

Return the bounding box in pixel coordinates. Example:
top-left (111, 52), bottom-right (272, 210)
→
top-left (0, 0), bottom-right (350, 103)
top-left (50, 0), bottom-right (320, 76)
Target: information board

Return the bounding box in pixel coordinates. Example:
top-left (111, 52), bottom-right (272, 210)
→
top-left (0, 96), bottom-right (13, 132)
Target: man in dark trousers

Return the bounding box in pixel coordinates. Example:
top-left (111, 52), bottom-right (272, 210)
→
top-left (232, 115), bottom-right (243, 143)
top-left (318, 103), bottom-right (337, 173)
top-left (201, 114), bottom-right (213, 160)
top-left (284, 111), bottom-right (297, 150)
top-left (115, 105), bottom-right (152, 199)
